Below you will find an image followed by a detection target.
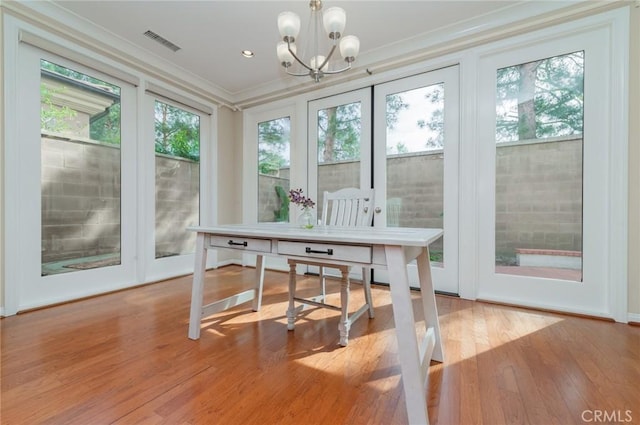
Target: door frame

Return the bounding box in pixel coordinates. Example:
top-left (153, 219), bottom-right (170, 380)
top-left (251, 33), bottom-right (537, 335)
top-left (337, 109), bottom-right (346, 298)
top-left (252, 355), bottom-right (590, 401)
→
top-left (474, 10), bottom-right (628, 321)
top-left (8, 44), bottom-right (138, 312)
top-left (372, 66), bottom-right (460, 294)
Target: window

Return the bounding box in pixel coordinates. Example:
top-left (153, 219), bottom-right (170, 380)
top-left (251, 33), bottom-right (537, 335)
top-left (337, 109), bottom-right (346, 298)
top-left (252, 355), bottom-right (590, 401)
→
top-left (316, 101), bottom-right (362, 219)
top-left (257, 117), bottom-right (291, 223)
top-left (40, 60), bottom-right (122, 275)
top-left (154, 100), bottom-right (200, 258)
top-left (494, 52), bottom-right (584, 281)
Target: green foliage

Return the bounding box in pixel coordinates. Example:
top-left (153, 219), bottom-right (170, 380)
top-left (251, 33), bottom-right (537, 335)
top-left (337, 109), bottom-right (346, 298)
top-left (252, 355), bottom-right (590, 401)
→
top-left (386, 93), bottom-right (409, 130)
top-left (318, 103), bottom-right (361, 162)
top-left (90, 103), bottom-right (121, 145)
top-left (40, 60), bottom-right (122, 145)
top-left (258, 118), bottom-right (290, 174)
top-left (256, 95), bottom-right (409, 169)
top-left (394, 142), bottom-right (408, 154)
top-left (41, 60), bottom-right (120, 93)
top-left (496, 51), bottom-right (584, 142)
top-left (416, 83), bottom-right (445, 149)
top-left (155, 101), bottom-right (200, 161)
top-left (40, 84), bottom-right (77, 133)
top-left (273, 185), bottom-right (290, 222)
top-left (317, 98), bottom-right (408, 162)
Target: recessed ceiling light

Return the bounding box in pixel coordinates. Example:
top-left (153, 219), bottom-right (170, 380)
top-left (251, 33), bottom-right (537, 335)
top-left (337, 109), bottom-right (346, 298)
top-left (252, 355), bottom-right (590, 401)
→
top-left (242, 50), bottom-right (255, 58)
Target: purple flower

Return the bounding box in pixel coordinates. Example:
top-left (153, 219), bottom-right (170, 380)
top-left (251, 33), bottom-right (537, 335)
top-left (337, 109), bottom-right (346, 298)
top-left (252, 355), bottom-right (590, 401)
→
top-left (288, 188), bottom-right (315, 209)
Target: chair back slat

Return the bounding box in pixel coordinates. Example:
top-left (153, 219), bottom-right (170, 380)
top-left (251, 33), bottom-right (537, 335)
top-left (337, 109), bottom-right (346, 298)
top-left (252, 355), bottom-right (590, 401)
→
top-left (321, 188), bottom-right (375, 228)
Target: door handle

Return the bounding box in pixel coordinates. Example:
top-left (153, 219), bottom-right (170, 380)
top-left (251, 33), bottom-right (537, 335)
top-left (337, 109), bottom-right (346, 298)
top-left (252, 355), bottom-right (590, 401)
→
top-left (374, 207), bottom-right (382, 213)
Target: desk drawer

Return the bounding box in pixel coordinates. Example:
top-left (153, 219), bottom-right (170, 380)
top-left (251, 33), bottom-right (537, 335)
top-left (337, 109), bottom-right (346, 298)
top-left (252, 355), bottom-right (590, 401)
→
top-left (209, 235), bottom-right (271, 253)
top-left (278, 241), bottom-right (371, 263)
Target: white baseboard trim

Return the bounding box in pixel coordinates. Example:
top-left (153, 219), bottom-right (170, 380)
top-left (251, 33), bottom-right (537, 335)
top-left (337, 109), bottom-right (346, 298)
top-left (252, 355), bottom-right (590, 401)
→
top-left (628, 312), bottom-right (640, 324)
top-left (214, 259), bottom-right (241, 268)
top-left (0, 307), bottom-right (5, 317)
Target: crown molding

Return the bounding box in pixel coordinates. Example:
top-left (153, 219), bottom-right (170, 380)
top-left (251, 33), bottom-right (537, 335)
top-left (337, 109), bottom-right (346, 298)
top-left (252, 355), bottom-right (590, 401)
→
top-left (1, 0), bottom-right (632, 111)
top-left (234, 0), bottom-right (631, 109)
top-left (1, 0), bottom-right (239, 110)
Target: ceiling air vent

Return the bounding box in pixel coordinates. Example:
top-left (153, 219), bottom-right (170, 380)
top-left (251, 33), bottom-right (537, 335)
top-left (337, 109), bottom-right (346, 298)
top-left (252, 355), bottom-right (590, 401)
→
top-left (143, 30), bottom-right (181, 52)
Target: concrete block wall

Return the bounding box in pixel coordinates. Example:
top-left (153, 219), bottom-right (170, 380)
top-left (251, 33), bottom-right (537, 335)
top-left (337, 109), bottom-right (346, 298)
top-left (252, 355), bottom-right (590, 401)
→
top-left (258, 137), bottom-right (582, 262)
top-left (41, 137), bottom-right (200, 264)
top-left (42, 136), bottom-right (582, 265)
top-left (258, 171), bottom-right (290, 223)
top-left (155, 154), bottom-right (199, 257)
top-left (495, 137), bottom-right (583, 261)
top-left (41, 136), bottom-right (121, 263)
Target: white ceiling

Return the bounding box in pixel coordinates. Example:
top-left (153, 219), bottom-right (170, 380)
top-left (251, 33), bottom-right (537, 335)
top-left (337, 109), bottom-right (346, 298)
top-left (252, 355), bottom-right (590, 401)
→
top-left (41, 0), bottom-right (588, 106)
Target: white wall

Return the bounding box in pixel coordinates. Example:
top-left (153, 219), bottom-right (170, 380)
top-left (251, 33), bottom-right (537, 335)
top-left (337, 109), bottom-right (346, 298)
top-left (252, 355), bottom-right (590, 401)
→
top-left (628, 5), bottom-right (640, 320)
top-left (214, 105), bottom-right (243, 266)
top-left (0, 8), bottom-right (5, 315)
top-left (1, 2), bottom-right (639, 318)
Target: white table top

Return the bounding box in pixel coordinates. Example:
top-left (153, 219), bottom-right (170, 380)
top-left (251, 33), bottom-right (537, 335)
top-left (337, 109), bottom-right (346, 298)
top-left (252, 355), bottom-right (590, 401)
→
top-left (188, 223), bottom-right (443, 247)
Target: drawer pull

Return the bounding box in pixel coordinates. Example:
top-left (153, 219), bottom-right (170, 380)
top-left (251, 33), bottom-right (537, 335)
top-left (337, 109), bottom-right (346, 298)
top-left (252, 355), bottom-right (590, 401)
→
top-left (228, 240), bottom-right (248, 247)
top-left (306, 247), bottom-right (333, 255)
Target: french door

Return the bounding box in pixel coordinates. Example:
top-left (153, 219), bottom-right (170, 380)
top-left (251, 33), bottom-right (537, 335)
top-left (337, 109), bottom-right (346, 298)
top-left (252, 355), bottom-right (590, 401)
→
top-left (476, 23), bottom-right (620, 316)
top-left (306, 72), bottom-right (459, 293)
top-left (307, 88), bottom-right (372, 279)
top-left (7, 43), bottom-right (214, 313)
top-left (373, 67), bottom-right (460, 294)
top-left (9, 45), bottom-right (137, 311)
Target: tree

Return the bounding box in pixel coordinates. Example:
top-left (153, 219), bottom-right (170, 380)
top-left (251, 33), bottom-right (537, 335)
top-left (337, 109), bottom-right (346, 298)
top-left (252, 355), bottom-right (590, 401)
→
top-left (40, 84), bottom-right (77, 133)
top-left (318, 94), bottom-right (408, 162)
top-left (90, 103), bottom-right (121, 145)
top-left (40, 60), bottom-right (122, 145)
top-left (496, 51), bottom-right (584, 142)
top-left (258, 117), bottom-right (290, 175)
top-left (416, 83), bottom-right (445, 149)
top-left (318, 102), bottom-right (361, 162)
top-left (155, 101), bottom-right (200, 161)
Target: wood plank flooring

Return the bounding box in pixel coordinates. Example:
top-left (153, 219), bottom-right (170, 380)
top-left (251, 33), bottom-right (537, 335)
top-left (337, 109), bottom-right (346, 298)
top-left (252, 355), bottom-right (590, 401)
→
top-left (1, 265), bottom-right (639, 425)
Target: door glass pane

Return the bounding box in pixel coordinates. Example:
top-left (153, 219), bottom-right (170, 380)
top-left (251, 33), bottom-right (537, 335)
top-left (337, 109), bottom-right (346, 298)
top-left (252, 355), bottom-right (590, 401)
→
top-left (495, 51), bottom-right (584, 281)
top-left (40, 60), bottom-right (122, 275)
top-left (258, 117), bottom-right (291, 222)
top-left (385, 84), bottom-right (444, 265)
top-left (154, 101), bottom-right (200, 258)
top-left (316, 102), bottom-right (361, 220)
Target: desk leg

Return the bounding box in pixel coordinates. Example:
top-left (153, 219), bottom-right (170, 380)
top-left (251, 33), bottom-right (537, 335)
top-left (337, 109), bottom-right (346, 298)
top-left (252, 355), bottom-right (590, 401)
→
top-left (188, 232), bottom-right (207, 340)
top-left (252, 255), bottom-right (265, 311)
top-left (338, 267), bottom-right (350, 347)
top-left (286, 261), bottom-right (297, 330)
top-left (416, 247), bottom-right (444, 362)
top-left (385, 245), bottom-right (430, 425)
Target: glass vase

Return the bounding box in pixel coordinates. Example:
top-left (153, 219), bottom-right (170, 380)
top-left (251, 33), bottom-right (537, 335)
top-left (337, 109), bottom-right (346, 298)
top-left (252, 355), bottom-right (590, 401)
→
top-left (297, 207), bottom-right (314, 229)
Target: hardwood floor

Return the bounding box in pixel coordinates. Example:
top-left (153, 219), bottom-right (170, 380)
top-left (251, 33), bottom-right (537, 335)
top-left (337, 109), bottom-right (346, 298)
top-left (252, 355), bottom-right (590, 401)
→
top-left (1, 265), bottom-right (639, 425)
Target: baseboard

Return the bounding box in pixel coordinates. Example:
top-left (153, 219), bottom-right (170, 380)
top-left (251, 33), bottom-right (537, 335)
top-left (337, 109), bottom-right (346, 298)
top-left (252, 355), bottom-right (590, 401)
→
top-left (214, 259), bottom-right (241, 268)
top-left (628, 312), bottom-right (640, 326)
top-left (0, 307), bottom-right (4, 318)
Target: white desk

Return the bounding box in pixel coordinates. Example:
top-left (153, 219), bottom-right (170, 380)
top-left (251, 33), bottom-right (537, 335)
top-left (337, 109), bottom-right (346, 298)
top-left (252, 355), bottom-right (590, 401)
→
top-left (187, 223), bottom-right (444, 425)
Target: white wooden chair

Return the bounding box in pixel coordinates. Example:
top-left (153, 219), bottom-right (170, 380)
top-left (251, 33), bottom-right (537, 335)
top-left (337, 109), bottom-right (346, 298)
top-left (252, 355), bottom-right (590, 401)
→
top-left (387, 197), bottom-right (402, 227)
top-left (286, 187), bottom-right (375, 346)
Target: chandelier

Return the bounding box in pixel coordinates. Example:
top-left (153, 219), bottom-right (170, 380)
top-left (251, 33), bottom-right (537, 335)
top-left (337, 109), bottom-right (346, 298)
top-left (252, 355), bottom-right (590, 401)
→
top-left (276, 0), bottom-right (360, 83)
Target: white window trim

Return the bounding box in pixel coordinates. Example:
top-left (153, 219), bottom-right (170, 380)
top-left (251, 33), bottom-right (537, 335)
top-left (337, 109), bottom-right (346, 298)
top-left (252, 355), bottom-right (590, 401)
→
top-left (471, 8), bottom-right (629, 322)
top-left (2, 14), bottom-right (220, 314)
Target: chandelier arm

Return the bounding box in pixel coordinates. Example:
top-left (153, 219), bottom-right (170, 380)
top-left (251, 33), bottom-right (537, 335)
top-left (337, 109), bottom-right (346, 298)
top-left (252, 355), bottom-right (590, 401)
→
top-left (318, 44), bottom-right (337, 70)
top-left (285, 68), bottom-right (314, 77)
top-left (277, 2), bottom-right (357, 82)
top-left (287, 43), bottom-right (314, 72)
top-left (321, 63), bottom-right (353, 75)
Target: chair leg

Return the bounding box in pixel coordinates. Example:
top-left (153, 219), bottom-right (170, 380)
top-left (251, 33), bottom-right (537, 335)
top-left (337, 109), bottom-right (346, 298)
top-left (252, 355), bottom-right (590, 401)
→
top-left (319, 266), bottom-right (326, 302)
top-left (362, 267), bottom-right (375, 319)
top-left (286, 261), bottom-right (297, 331)
top-left (338, 266), bottom-right (351, 346)
top-left (252, 255), bottom-right (265, 311)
